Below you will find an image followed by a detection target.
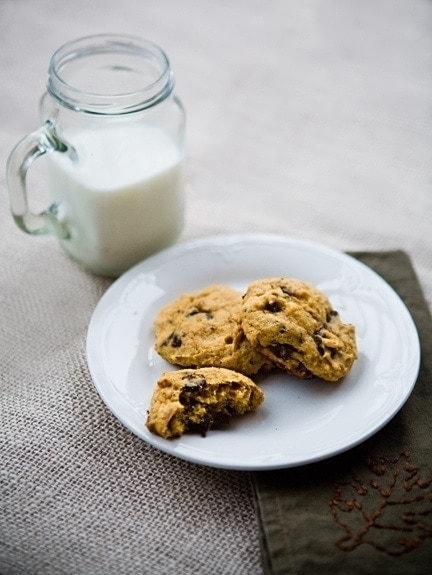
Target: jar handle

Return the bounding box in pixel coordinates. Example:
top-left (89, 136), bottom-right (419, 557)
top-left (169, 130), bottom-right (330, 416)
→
top-left (6, 122), bottom-right (69, 239)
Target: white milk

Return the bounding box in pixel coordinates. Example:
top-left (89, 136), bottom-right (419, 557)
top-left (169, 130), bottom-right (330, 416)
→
top-left (46, 124), bottom-right (184, 276)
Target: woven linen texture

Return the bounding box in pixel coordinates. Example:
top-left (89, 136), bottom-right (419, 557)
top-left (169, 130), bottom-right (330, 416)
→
top-left (0, 210), bottom-right (261, 575)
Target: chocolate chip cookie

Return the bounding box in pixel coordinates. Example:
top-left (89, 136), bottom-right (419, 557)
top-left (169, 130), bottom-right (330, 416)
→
top-left (241, 278), bottom-right (357, 382)
top-left (153, 285), bottom-right (270, 375)
top-left (146, 367), bottom-right (265, 439)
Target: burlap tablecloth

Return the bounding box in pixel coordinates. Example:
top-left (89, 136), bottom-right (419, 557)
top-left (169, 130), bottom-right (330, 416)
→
top-left (1, 1), bottom-right (431, 574)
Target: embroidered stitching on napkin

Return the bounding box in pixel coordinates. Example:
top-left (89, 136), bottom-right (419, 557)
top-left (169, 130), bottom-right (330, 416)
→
top-left (330, 449), bottom-right (432, 556)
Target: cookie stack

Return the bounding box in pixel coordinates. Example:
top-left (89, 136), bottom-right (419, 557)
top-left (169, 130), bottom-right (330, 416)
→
top-left (146, 278), bottom-right (358, 439)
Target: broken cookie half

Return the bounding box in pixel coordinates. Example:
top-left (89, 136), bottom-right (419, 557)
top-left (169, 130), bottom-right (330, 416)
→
top-left (146, 367), bottom-right (264, 439)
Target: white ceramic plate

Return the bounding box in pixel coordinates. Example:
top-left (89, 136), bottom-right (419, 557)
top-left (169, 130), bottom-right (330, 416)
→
top-left (86, 234), bottom-right (420, 470)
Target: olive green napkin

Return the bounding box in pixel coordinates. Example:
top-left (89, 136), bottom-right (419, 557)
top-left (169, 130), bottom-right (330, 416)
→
top-left (252, 251), bottom-right (432, 575)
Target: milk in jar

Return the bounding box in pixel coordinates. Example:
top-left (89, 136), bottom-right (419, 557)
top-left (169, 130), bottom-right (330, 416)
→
top-left (47, 123), bottom-right (184, 276)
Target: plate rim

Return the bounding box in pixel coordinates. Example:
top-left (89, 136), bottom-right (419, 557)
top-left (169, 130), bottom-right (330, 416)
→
top-left (86, 233), bottom-right (421, 470)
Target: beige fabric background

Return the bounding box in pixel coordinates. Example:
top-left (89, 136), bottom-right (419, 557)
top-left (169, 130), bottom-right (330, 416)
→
top-left (1, 1), bottom-right (431, 574)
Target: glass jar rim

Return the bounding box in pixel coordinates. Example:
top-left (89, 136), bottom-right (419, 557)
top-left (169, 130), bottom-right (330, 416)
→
top-left (47, 33), bottom-right (174, 115)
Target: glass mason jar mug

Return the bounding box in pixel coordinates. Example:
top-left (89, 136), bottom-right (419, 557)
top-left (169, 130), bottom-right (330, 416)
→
top-left (7, 34), bottom-right (185, 277)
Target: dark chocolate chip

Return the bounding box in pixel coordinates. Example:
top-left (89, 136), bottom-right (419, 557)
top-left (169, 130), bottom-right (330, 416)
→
top-left (265, 300), bottom-right (282, 313)
top-left (186, 306), bottom-right (214, 320)
top-left (164, 331), bottom-right (183, 348)
top-left (226, 381), bottom-right (242, 390)
top-left (313, 334), bottom-right (326, 355)
top-left (269, 343), bottom-right (297, 360)
top-left (186, 307), bottom-right (200, 316)
top-left (326, 309), bottom-right (339, 322)
top-left (190, 408), bottom-right (233, 437)
top-left (179, 377), bottom-right (207, 405)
